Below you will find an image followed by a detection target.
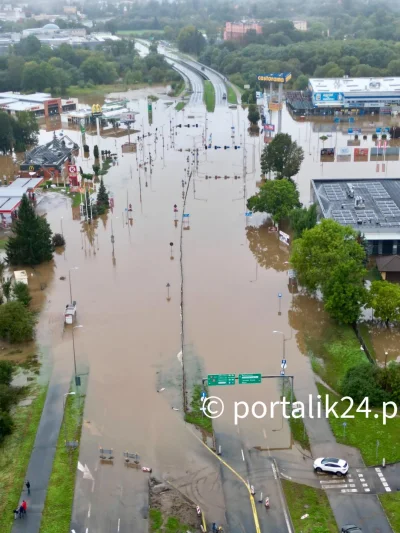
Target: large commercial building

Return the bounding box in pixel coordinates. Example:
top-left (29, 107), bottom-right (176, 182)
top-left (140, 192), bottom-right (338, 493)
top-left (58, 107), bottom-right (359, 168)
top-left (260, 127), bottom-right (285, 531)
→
top-left (223, 21), bottom-right (262, 41)
top-left (312, 178), bottom-right (400, 255)
top-left (0, 92), bottom-right (77, 118)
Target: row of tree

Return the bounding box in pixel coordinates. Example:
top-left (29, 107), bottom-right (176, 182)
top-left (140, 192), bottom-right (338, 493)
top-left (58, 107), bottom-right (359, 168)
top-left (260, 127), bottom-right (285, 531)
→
top-left (0, 37), bottom-right (181, 94)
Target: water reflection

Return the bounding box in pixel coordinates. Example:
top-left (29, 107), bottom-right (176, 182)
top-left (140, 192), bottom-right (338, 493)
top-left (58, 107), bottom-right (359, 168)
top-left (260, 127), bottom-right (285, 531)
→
top-left (246, 222), bottom-right (289, 272)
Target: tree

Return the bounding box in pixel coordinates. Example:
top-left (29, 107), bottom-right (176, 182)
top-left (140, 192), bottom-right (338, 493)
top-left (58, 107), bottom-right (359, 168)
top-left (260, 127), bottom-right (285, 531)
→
top-left (6, 194), bottom-right (53, 266)
top-left (177, 26), bottom-right (206, 55)
top-left (247, 104), bottom-right (260, 125)
top-left (0, 360), bottom-right (13, 386)
top-left (13, 282), bottom-right (32, 307)
top-left (0, 410), bottom-right (13, 443)
top-left (341, 364), bottom-right (389, 406)
top-left (290, 219), bottom-right (366, 293)
top-left (368, 280), bottom-right (400, 326)
top-left (11, 111), bottom-right (39, 151)
top-left (97, 178), bottom-right (109, 208)
top-left (52, 233), bottom-right (65, 247)
top-left (323, 260), bottom-right (367, 324)
top-left (0, 301), bottom-right (35, 343)
top-left (293, 74), bottom-right (309, 90)
top-left (247, 179), bottom-right (300, 224)
top-left (0, 112), bottom-right (14, 153)
top-left (260, 133), bottom-right (304, 179)
top-left (289, 204), bottom-right (317, 239)
top-left (93, 144), bottom-right (99, 159)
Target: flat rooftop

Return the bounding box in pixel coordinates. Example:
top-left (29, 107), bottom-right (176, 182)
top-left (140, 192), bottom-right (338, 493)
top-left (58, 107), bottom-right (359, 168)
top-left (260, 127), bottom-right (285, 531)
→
top-left (309, 77), bottom-right (400, 94)
top-left (0, 92), bottom-right (52, 103)
top-left (312, 178), bottom-right (400, 238)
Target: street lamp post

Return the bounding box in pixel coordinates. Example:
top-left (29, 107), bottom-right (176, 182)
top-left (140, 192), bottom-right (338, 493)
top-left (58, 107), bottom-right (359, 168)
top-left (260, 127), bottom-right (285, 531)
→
top-left (273, 330), bottom-right (286, 361)
top-left (61, 217), bottom-right (64, 237)
top-left (72, 325), bottom-right (83, 384)
top-left (63, 391), bottom-right (76, 443)
top-left (68, 267), bottom-right (78, 305)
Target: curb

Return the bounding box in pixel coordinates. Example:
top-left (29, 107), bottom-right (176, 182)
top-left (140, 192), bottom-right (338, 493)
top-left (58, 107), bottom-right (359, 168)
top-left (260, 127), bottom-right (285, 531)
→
top-left (272, 458), bottom-right (295, 533)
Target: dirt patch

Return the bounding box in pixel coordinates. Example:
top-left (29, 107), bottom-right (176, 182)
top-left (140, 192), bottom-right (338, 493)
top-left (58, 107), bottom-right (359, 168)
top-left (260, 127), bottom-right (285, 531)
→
top-left (149, 477), bottom-right (200, 531)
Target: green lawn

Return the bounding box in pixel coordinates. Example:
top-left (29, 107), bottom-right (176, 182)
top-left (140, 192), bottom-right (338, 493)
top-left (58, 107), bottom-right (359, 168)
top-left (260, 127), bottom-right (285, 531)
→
top-left (285, 387), bottom-right (310, 452)
top-left (308, 322), bottom-right (368, 391)
top-left (317, 384), bottom-right (400, 465)
top-left (379, 493), bottom-right (400, 533)
top-left (69, 192), bottom-right (82, 208)
top-left (204, 80), bottom-right (215, 113)
top-left (40, 390), bottom-right (84, 533)
top-left (65, 83), bottom-right (133, 97)
top-left (227, 85), bottom-right (237, 105)
top-left (0, 386), bottom-right (47, 533)
top-left (357, 322), bottom-right (377, 360)
top-left (281, 480), bottom-right (337, 533)
top-left (150, 509), bottom-right (192, 533)
top-left (184, 384), bottom-right (212, 433)
top-left (175, 102), bottom-right (186, 111)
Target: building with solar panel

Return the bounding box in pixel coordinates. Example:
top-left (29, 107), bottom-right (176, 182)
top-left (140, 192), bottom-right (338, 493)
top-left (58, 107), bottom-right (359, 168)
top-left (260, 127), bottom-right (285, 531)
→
top-left (311, 179), bottom-right (400, 255)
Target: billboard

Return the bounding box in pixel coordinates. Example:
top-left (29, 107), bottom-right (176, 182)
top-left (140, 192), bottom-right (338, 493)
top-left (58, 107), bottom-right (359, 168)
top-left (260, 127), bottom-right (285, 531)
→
top-left (354, 148), bottom-right (369, 161)
top-left (257, 72), bottom-right (291, 83)
top-left (269, 102), bottom-right (283, 111)
top-left (337, 147), bottom-right (351, 162)
top-left (321, 148), bottom-right (335, 156)
top-left (264, 124), bottom-right (275, 132)
top-left (120, 112), bottom-right (136, 123)
top-left (314, 92), bottom-right (344, 103)
top-left (279, 230), bottom-right (290, 246)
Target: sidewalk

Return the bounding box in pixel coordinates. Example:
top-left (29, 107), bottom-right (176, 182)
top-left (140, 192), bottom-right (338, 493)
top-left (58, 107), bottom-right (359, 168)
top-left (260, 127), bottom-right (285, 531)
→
top-left (11, 365), bottom-right (71, 533)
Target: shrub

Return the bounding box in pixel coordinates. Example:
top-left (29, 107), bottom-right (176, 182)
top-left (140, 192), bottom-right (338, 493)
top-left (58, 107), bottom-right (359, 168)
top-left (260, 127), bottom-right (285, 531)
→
top-left (52, 233), bottom-right (65, 247)
top-left (0, 360), bottom-right (13, 386)
top-left (0, 301), bottom-right (36, 343)
top-left (13, 281), bottom-right (32, 307)
top-left (0, 410), bottom-right (13, 443)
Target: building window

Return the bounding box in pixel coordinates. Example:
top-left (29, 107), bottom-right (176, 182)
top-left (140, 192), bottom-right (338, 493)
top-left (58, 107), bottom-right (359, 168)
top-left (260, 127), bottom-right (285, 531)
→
top-left (382, 240), bottom-right (394, 255)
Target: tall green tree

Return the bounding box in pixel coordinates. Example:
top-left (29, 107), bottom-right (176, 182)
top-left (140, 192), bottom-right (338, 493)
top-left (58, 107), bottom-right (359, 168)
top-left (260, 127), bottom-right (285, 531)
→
top-left (177, 26), bottom-right (206, 55)
top-left (0, 112), bottom-right (14, 153)
top-left (11, 111), bottom-right (39, 151)
top-left (13, 282), bottom-right (32, 307)
top-left (290, 219), bottom-right (366, 293)
top-left (260, 133), bottom-right (304, 179)
top-left (6, 195), bottom-right (53, 266)
top-left (247, 104), bottom-right (260, 125)
top-left (97, 178), bottom-right (109, 208)
top-left (247, 179), bottom-right (300, 224)
top-left (368, 280), bottom-right (400, 326)
top-left (0, 301), bottom-right (35, 343)
top-left (289, 204), bottom-right (317, 239)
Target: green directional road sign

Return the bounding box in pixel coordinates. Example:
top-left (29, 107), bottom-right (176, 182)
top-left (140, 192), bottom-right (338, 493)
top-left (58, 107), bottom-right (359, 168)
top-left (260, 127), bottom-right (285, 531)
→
top-left (208, 374), bottom-right (236, 386)
top-left (238, 373), bottom-right (262, 384)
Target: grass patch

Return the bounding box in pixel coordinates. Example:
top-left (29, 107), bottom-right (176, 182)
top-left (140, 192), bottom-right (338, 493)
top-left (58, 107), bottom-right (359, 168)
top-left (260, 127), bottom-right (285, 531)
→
top-left (0, 238), bottom-right (7, 249)
top-left (283, 383), bottom-right (310, 451)
top-left (0, 385), bottom-right (47, 533)
top-left (379, 493), bottom-right (400, 533)
top-left (69, 193), bottom-right (82, 208)
top-left (149, 508), bottom-right (191, 533)
top-left (317, 383), bottom-right (400, 465)
top-left (282, 479), bottom-right (336, 533)
top-left (175, 102), bottom-right (186, 111)
top-left (40, 390), bottom-right (84, 533)
top-left (307, 322), bottom-right (368, 391)
top-left (184, 384), bottom-right (212, 433)
top-left (357, 322), bottom-right (376, 360)
top-left (65, 83), bottom-right (136, 97)
top-left (227, 85), bottom-right (237, 105)
top-left (204, 80), bottom-right (215, 113)
top-left (148, 95), bottom-right (159, 102)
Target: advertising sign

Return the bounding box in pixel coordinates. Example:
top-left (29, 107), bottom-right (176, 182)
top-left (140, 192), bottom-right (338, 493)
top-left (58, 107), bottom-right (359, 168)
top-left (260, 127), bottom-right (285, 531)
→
top-left (244, 84), bottom-right (250, 89)
top-left (68, 165), bottom-right (77, 177)
top-left (314, 92), bottom-right (344, 103)
top-left (354, 148), bottom-right (369, 161)
top-left (257, 72), bottom-right (292, 83)
top-left (321, 148), bottom-right (335, 156)
top-left (338, 148), bottom-right (351, 156)
top-left (120, 112), bottom-right (136, 123)
top-left (269, 102), bottom-right (283, 111)
top-left (337, 147), bottom-right (351, 162)
top-left (264, 124), bottom-right (275, 132)
top-left (279, 230), bottom-right (290, 246)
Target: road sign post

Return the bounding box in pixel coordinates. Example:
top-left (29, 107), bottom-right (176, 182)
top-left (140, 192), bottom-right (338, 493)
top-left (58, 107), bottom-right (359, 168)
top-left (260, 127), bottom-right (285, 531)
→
top-left (207, 374), bottom-right (236, 386)
top-left (278, 293), bottom-right (282, 315)
top-left (238, 373), bottom-right (262, 384)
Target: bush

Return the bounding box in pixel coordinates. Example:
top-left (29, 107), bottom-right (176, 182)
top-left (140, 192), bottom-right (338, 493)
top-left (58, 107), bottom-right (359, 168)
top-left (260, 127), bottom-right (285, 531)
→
top-left (0, 301), bottom-right (36, 343)
top-left (52, 233), bottom-right (65, 247)
top-left (13, 281), bottom-right (32, 307)
top-left (0, 409), bottom-right (13, 443)
top-left (83, 144), bottom-right (89, 153)
top-left (341, 363), bottom-right (389, 406)
top-left (93, 145), bottom-right (99, 159)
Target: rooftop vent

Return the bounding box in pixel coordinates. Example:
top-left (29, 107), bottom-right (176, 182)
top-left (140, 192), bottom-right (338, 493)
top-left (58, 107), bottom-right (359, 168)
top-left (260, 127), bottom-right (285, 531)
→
top-left (346, 183), bottom-right (354, 198)
top-left (355, 196), bottom-right (365, 209)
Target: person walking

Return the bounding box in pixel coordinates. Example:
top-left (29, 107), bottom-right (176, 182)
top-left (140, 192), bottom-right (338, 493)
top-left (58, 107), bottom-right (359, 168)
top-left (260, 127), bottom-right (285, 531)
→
top-left (22, 500), bottom-right (27, 514)
top-left (26, 480), bottom-right (30, 495)
top-left (19, 504), bottom-right (24, 519)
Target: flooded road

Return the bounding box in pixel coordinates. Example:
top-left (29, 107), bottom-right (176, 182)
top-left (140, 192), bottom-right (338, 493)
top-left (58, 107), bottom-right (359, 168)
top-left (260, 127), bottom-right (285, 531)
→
top-left (9, 93), bottom-right (400, 531)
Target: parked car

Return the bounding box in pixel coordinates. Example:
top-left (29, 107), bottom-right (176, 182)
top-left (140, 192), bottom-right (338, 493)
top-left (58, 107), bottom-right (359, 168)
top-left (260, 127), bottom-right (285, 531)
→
top-left (313, 457), bottom-right (349, 476)
top-left (341, 525), bottom-right (362, 533)
top-left (222, 93), bottom-right (227, 100)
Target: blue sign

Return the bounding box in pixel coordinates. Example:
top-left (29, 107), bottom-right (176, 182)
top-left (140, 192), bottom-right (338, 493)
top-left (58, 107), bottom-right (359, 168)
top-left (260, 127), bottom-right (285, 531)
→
top-left (280, 370), bottom-right (285, 376)
top-left (282, 359), bottom-right (287, 365)
top-left (245, 212), bottom-right (252, 217)
top-left (348, 117), bottom-right (355, 123)
top-left (201, 391), bottom-right (206, 400)
top-left (183, 214), bottom-right (190, 218)
top-left (334, 117), bottom-right (340, 123)
top-left (384, 127), bottom-right (390, 133)
top-left (354, 128), bottom-right (361, 134)
top-left (278, 293), bottom-right (282, 298)
top-left (348, 128), bottom-right (353, 134)
top-left (314, 92), bottom-right (344, 103)
top-left (376, 127), bottom-right (382, 133)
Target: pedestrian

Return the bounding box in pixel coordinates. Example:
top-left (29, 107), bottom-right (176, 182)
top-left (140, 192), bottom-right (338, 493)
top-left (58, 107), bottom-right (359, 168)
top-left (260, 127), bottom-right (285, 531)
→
top-left (19, 505), bottom-right (24, 519)
top-left (26, 480), bottom-right (30, 495)
top-left (212, 523), bottom-right (216, 532)
top-left (13, 508), bottom-right (18, 520)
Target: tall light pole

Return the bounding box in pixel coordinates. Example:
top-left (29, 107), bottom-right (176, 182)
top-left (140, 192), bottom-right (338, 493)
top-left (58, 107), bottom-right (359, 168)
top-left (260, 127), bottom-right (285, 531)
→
top-left (273, 330), bottom-right (287, 361)
top-left (61, 217), bottom-right (64, 237)
top-left (63, 391), bottom-right (76, 443)
top-left (68, 267), bottom-right (78, 305)
top-left (72, 325), bottom-right (83, 384)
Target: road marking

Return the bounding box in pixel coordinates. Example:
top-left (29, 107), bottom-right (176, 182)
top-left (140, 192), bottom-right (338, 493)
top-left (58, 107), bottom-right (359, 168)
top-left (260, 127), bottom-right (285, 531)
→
top-left (365, 488), bottom-right (370, 492)
top-left (263, 429), bottom-right (267, 440)
top-left (86, 529), bottom-right (89, 533)
top-left (362, 483), bottom-right (368, 487)
top-left (118, 518), bottom-right (120, 532)
top-left (88, 504), bottom-right (91, 517)
top-left (320, 479), bottom-right (349, 484)
top-left (91, 480), bottom-right (95, 493)
top-left (271, 463), bottom-right (278, 480)
top-left (241, 449), bottom-right (245, 461)
top-left (321, 484), bottom-right (349, 489)
top-left (385, 487), bottom-right (392, 492)
top-left (341, 489), bottom-right (358, 493)
top-left (280, 472), bottom-right (292, 480)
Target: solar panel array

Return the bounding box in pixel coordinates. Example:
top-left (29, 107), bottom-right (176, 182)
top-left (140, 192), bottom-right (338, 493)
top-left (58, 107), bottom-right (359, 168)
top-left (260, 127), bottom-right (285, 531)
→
top-left (355, 210), bottom-right (377, 221)
top-left (324, 184), bottom-right (346, 201)
top-left (332, 210), bottom-right (355, 224)
top-left (376, 200), bottom-right (400, 218)
top-left (363, 182), bottom-right (390, 199)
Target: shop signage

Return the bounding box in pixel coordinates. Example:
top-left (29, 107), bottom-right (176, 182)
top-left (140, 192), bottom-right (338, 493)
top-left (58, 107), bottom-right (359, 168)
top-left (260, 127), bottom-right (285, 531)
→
top-left (257, 72), bottom-right (291, 83)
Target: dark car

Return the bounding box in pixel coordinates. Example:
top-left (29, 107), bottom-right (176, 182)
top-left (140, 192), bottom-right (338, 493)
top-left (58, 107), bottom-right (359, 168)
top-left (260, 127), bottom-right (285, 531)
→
top-left (341, 525), bottom-right (362, 533)
top-left (222, 93), bottom-right (227, 99)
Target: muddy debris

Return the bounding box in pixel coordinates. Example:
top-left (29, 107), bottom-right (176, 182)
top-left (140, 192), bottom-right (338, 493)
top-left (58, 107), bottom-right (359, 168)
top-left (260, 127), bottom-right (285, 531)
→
top-left (149, 477), bottom-right (201, 531)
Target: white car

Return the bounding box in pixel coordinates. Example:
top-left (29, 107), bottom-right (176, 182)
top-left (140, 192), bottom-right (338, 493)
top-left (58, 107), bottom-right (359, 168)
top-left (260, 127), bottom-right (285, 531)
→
top-left (313, 457), bottom-right (349, 476)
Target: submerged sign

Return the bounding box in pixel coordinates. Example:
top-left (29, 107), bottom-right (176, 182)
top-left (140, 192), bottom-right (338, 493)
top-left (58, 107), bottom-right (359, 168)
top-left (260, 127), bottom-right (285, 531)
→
top-left (314, 92), bottom-right (344, 103)
top-left (257, 72), bottom-right (291, 83)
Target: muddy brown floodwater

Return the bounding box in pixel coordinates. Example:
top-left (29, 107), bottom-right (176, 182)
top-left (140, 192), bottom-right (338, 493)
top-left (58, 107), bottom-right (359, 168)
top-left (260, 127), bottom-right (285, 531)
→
top-left (5, 96), bottom-right (400, 526)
